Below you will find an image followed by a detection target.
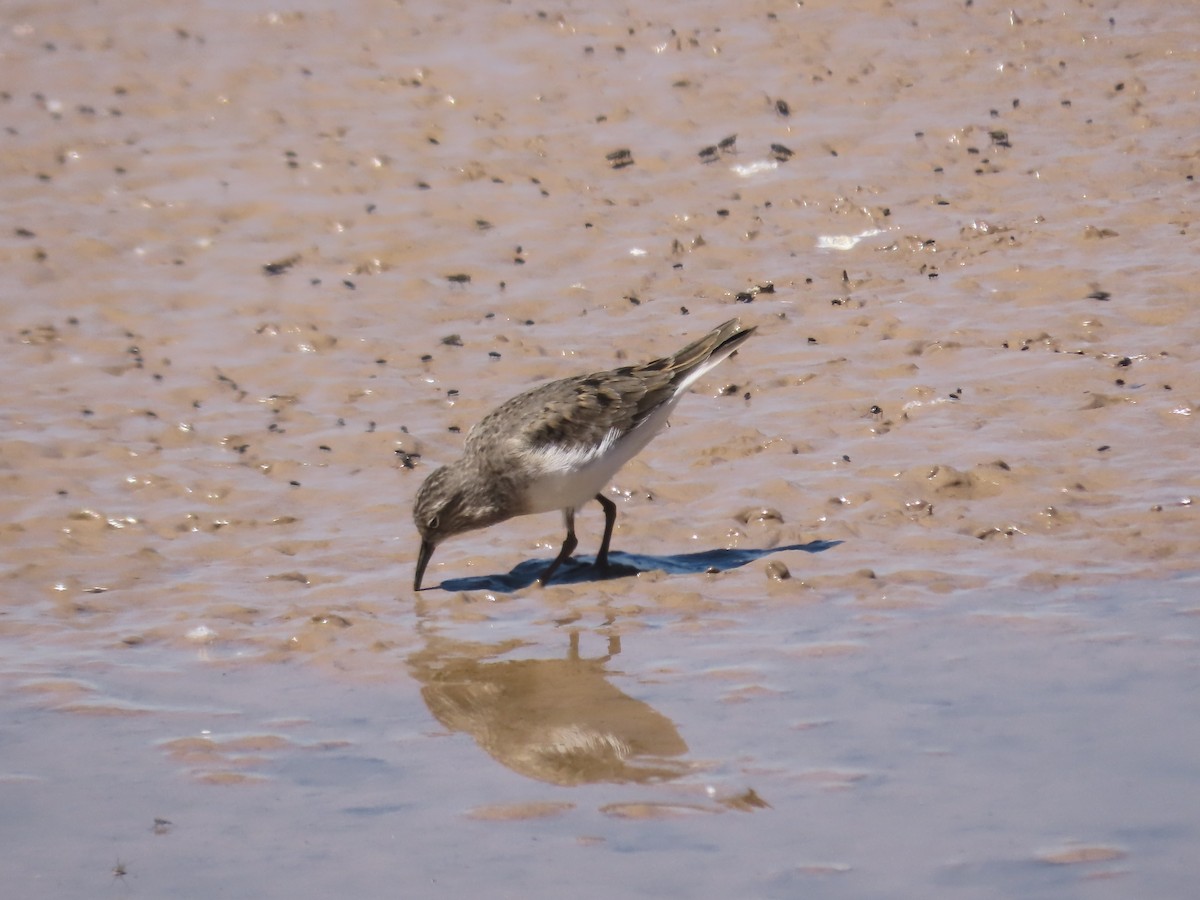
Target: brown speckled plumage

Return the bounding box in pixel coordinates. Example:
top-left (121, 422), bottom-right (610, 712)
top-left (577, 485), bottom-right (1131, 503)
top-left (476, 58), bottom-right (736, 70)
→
top-left (412, 318), bottom-right (755, 589)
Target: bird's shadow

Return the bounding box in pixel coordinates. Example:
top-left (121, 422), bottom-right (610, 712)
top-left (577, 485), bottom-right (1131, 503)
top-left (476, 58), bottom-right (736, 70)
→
top-left (436, 541), bottom-right (842, 594)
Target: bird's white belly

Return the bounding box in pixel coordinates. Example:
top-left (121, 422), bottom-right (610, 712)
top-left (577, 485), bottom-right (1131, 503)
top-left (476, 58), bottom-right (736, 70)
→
top-left (519, 402), bottom-right (676, 514)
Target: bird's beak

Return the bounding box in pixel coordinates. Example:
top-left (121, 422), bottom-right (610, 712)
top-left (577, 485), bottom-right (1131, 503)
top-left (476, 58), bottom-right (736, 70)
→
top-left (414, 539), bottom-right (435, 591)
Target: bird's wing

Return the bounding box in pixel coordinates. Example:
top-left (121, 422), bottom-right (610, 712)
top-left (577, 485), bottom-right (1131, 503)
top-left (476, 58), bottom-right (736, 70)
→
top-left (467, 369), bottom-right (676, 464)
top-left (464, 319), bottom-right (754, 467)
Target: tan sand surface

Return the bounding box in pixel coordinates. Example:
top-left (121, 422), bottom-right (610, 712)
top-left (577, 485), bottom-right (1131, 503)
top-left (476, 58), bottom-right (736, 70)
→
top-left (1, 0), bottom-right (1198, 897)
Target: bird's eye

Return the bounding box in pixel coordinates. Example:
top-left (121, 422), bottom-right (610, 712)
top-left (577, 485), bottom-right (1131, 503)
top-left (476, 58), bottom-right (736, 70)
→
top-left (427, 515), bottom-right (440, 530)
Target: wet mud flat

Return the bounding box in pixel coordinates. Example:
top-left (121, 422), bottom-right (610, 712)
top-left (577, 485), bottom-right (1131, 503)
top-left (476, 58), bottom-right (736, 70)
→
top-left (2, 0), bottom-right (1198, 897)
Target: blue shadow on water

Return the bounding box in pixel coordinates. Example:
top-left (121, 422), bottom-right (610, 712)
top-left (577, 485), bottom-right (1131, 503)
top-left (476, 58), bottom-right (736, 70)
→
top-left (437, 540), bottom-right (842, 593)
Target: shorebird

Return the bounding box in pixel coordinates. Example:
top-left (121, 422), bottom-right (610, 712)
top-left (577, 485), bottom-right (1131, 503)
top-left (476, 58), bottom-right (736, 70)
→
top-left (412, 318), bottom-right (755, 589)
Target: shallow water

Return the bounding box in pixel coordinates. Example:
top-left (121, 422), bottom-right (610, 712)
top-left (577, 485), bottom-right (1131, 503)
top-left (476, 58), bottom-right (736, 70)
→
top-left (2, 0), bottom-right (1198, 896)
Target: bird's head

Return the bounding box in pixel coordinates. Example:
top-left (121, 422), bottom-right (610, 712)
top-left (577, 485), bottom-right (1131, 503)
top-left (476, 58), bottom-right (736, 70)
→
top-left (412, 463), bottom-right (506, 590)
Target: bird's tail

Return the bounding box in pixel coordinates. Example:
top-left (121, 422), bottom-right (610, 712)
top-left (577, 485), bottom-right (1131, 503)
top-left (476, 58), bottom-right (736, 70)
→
top-left (654, 317), bottom-right (756, 392)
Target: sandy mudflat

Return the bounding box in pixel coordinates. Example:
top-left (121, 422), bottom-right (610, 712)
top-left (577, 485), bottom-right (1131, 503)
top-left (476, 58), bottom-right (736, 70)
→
top-left (1, 0), bottom-right (1198, 897)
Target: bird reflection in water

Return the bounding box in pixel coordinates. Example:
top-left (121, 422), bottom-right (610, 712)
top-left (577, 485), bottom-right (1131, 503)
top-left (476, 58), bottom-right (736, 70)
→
top-left (407, 630), bottom-right (689, 786)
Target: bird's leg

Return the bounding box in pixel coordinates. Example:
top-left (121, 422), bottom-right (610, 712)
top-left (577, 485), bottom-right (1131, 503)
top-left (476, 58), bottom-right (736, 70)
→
top-left (593, 493), bottom-right (616, 572)
top-left (537, 508), bottom-right (578, 586)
